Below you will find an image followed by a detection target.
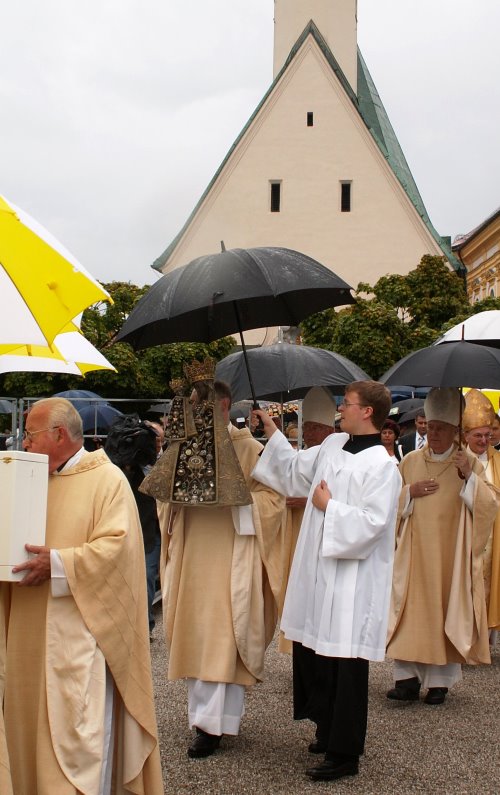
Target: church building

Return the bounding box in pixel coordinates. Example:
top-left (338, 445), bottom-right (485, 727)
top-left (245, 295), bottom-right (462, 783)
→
top-left (153, 1), bottom-right (460, 342)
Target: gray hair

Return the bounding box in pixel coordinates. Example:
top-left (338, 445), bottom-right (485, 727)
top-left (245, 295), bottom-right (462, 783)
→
top-left (32, 397), bottom-right (83, 441)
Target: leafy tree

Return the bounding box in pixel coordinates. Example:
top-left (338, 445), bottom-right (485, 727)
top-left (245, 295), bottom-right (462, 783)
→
top-left (302, 255), bottom-right (470, 378)
top-left (299, 307), bottom-right (338, 349)
top-left (358, 274), bottom-right (412, 321)
top-left (333, 300), bottom-right (411, 378)
top-left (404, 255), bottom-right (469, 329)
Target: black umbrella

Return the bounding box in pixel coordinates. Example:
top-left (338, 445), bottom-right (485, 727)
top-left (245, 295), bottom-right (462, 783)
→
top-left (116, 247), bottom-right (353, 348)
top-left (0, 399), bottom-right (15, 414)
top-left (53, 389), bottom-right (105, 404)
top-left (79, 404), bottom-right (124, 434)
top-left (215, 343), bottom-right (369, 403)
top-left (115, 246), bottom-right (354, 405)
top-left (379, 341), bottom-right (500, 389)
top-left (147, 401), bottom-right (172, 415)
top-left (391, 397), bottom-right (425, 414)
top-left (397, 407), bottom-right (425, 426)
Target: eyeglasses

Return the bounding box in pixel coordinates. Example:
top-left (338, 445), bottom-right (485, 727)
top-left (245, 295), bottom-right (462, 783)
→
top-left (340, 400), bottom-right (368, 409)
top-left (23, 426), bottom-right (60, 442)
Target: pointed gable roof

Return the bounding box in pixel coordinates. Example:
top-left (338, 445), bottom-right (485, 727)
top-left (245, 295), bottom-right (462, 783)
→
top-left (153, 20), bottom-right (462, 273)
top-left (356, 51), bottom-right (461, 271)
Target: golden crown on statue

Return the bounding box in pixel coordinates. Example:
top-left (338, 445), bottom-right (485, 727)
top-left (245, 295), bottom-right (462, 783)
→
top-left (183, 356), bottom-right (216, 384)
top-left (169, 378), bottom-right (187, 395)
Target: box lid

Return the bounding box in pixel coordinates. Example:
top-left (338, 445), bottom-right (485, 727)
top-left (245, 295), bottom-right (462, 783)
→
top-left (0, 450), bottom-right (49, 465)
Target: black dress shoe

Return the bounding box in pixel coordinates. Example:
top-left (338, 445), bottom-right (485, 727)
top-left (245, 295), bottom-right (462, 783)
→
top-left (306, 759), bottom-right (359, 781)
top-left (187, 728), bottom-right (222, 758)
top-left (424, 687), bottom-right (448, 705)
top-left (386, 677), bottom-right (421, 701)
top-left (308, 739), bottom-right (327, 754)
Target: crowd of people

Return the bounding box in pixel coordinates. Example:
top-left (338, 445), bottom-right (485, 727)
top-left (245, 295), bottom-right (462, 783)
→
top-left (0, 368), bottom-right (499, 792)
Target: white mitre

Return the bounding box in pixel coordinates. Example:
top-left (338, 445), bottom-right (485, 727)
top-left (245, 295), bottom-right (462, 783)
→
top-left (302, 387), bottom-right (336, 427)
top-left (424, 387), bottom-right (463, 426)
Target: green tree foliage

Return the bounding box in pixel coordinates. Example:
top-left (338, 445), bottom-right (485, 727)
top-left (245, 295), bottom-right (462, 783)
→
top-left (0, 281), bottom-right (235, 401)
top-left (298, 307), bottom-right (338, 349)
top-left (440, 295), bottom-right (500, 333)
top-left (302, 255), bottom-right (470, 378)
top-left (404, 255), bottom-right (469, 329)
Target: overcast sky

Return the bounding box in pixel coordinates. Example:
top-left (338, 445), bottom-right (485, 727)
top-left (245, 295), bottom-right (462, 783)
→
top-left (1, 1), bottom-right (498, 286)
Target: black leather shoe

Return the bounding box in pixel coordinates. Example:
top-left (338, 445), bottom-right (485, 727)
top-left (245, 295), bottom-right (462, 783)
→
top-left (386, 677), bottom-right (421, 701)
top-left (306, 759), bottom-right (359, 781)
top-left (187, 729), bottom-right (222, 758)
top-left (308, 739), bottom-right (327, 754)
top-left (424, 687), bottom-right (448, 705)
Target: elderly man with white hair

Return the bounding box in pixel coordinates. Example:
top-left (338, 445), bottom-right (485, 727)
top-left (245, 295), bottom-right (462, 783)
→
top-left (387, 387), bottom-right (497, 706)
top-left (0, 397), bottom-right (164, 795)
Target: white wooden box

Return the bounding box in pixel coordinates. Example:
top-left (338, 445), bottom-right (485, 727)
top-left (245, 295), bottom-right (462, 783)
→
top-left (0, 450), bottom-right (49, 581)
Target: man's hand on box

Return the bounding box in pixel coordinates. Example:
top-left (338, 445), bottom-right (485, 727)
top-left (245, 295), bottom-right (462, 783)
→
top-left (13, 544), bottom-right (51, 586)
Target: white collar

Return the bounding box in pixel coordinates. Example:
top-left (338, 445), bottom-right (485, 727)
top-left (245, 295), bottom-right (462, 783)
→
top-left (55, 446), bottom-right (86, 474)
top-left (429, 444), bottom-right (454, 461)
top-left (467, 445), bottom-right (488, 465)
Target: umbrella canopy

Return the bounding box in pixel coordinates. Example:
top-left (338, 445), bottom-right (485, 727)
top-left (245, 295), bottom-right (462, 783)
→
top-left (380, 341), bottom-right (500, 389)
top-left (216, 344), bottom-right (369, 403)
top-left (397, 406), bottom-right (425, 425)
top-left (435, 310), bottom-right (500, 348)
top-left (147, 401), bottom-right (172, 415)
top-left (115, 247), bottom-right (354, 349)
top-left (0, 194), bottom-right (111, 347)
top-left (0, 330), bottom-right (116, 376)
top-left (390, 398), bottom-right (425, 413)
top-left (0, 399), bottom-right (15, 414)
top-left (78, 403), bottom-right (123, 434)
top-left (53, 389), bottom-right (105, 403)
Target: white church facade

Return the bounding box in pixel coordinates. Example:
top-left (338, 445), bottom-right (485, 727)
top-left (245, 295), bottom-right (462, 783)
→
top-left (153, 1), bottom-right (460, 342)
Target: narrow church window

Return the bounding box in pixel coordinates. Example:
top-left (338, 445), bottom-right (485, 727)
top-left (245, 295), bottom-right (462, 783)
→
top-left (270, 181), bottom-right (281, 213)
top-left (307, 112), bottom-right (314, 127)
top-left (340, 181), bottom-right (352, 212)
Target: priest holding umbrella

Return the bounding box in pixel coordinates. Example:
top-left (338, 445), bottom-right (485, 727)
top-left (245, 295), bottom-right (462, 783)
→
top-left (252, 381), bottom-right (401, 782)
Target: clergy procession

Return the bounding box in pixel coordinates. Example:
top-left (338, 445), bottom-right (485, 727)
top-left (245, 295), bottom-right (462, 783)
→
top-left (1, 2), bottom-right (499, 792)
top-left (1, 362), bottom-right (500, 792)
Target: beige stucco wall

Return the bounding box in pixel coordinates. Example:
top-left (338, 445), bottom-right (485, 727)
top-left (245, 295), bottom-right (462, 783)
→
top-left (273, 0), bottom-right (358, 90)
top-left (162, 37), bottom-right (444, 302)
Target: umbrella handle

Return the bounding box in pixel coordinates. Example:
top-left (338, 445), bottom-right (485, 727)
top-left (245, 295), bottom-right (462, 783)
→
top-left (232, 300), bottom-right (265, 436)
top-left (232, 301), bottom-right (259, 410)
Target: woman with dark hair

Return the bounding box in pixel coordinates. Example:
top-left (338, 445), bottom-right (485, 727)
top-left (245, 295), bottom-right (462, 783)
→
top-left (381, 418), bottom-right (401, 462)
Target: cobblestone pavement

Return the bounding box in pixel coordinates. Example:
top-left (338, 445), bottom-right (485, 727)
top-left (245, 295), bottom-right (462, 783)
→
top-left (150, 605), bottom-right (499, 795)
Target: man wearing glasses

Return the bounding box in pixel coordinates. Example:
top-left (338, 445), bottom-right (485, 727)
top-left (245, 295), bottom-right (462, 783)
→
top-left (0, 398), bottom-right (164, 794)
top-left (252, 381), bottom-right (401, 782)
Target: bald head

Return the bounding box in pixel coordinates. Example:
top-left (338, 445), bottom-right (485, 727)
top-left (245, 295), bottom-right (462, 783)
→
top-left (23, 398), bottom-right (83, 473)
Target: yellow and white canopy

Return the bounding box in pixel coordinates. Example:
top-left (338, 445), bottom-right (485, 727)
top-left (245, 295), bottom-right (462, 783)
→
top-left (0, 194), bottom-right (111, 347)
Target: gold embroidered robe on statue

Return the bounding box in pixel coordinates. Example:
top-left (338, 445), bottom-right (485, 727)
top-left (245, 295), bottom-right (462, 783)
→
top-left (387, 445), bottom-right (497, 666)
top-left (158, 427), bottom-right (284, 685)
top-left (0, 450), bottom-right (164, 795)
